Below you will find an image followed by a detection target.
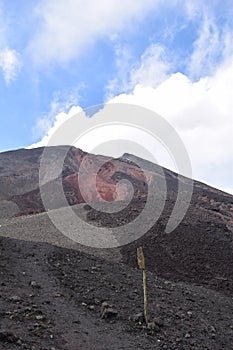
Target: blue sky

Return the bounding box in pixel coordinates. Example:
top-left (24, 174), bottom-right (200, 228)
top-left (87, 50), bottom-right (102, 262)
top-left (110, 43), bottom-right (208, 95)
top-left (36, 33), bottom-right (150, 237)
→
top-left (0, 0), bottom-right (233, 193)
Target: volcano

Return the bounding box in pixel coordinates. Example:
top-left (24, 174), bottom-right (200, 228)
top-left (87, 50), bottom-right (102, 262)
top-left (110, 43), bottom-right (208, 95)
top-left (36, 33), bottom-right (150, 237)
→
top-left (0, 146), bottom-right (232, 349)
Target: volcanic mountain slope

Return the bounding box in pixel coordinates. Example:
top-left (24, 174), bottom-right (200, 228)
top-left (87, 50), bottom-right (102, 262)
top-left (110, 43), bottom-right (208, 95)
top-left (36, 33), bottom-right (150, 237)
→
top-left (0, 146), bottom-right (233, 349)
top-left (0, 145), bottom-right (233, 296)
top-left (0, 146), bottom-right (232, 220)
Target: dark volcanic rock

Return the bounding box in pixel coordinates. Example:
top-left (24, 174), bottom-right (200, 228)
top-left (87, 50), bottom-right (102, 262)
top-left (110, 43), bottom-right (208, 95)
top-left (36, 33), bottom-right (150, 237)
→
top-left (0, 236), bottom-right (232, 350)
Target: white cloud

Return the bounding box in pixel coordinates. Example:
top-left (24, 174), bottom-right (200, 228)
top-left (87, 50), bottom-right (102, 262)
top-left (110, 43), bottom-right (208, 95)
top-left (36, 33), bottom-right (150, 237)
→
top-left (109, 60), bottom-right (233, 193)
top-left (130, 45), bottom-right (169, 88)
top-left (106, 44), bottom-right (170, 99)
top-left (180, 1), bottom-right (233, 78)
top-left (105, 45), bottom-right (133, 99)
top-left (29, 0), bottom-right (159, 64)
top-left (188, 17), bottom-right (219, 78)
top-left (187, 15), bottom-right (233, 78)
top-left (106, 1), bottom-right (233, 98)
top-left (32, 88), bottom-right (81, 140)
top-left (0, 47), bottom-right (21, 84)
top-left (29, 105), bottom-right (83, 149)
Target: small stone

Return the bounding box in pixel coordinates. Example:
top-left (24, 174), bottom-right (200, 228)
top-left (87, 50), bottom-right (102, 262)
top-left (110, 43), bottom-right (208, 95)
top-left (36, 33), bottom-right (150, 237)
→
top-left (100, 301), bottom-right (111, 314)
top-left (91, 266), bottom-right (98, 271)
top-left (130, 312), bottom-right (145, 323)
top-left (35, 314), bottom-right (46, 321)
top-left (147, 322), bottom-right (158, 331)
top-left (210, 326), bottom-right (216, 333)
top-left (30, 281), bottom-right (41, 288)
top-left (9, 295), bottom-right (21, 302)
top-left (25, 306), bottom-right (32, 312)
top-left (88, 305), bottom-right (95, 310)
top-left (101, 308), bottom-right (118, 320)
top-left (185, 332), bottom-right (191, 338)
top-left (100, 302), bottom-right (117, 320)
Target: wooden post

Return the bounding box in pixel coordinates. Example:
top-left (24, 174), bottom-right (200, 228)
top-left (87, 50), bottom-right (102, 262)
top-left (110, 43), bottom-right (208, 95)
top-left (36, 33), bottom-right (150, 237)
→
top-left (137, 247), bottom-right (149, 324)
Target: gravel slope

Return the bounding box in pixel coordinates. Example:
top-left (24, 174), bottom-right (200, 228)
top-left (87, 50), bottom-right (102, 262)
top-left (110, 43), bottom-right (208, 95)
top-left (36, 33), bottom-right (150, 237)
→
top-left (0, 235), bottom-right (233, 350)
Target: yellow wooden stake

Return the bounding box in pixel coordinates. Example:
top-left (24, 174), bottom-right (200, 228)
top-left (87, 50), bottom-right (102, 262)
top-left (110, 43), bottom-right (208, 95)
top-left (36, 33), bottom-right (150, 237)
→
top-left (137, 247), bottom-right (149, 324)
